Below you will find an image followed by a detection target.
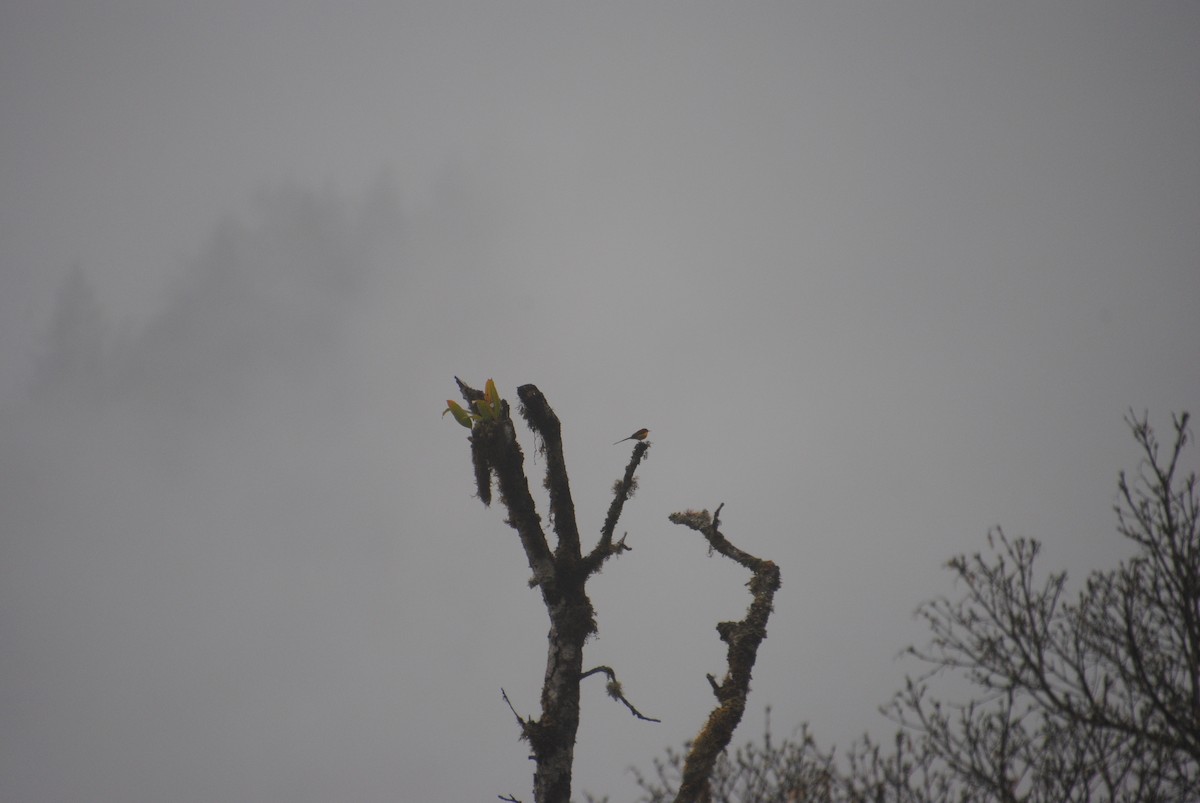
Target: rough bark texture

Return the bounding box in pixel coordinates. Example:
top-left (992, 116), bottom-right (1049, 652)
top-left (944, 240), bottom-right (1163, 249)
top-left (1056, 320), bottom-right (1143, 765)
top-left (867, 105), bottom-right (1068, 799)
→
top-left (668, 504), bottom-right (782, 803)
top-left (454, 379), bottom-right (648, 803)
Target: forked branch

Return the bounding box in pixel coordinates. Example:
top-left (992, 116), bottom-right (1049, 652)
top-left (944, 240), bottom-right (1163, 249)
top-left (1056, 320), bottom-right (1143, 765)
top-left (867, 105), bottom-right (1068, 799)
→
top-left (449, 379), bottom-right (655, 803)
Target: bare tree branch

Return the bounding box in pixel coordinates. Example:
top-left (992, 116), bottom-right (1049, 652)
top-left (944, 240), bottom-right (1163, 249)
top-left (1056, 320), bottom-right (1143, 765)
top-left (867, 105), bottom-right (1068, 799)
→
top-left (888, 411), bottom-right (1200, 801)
top-left (581, 665), bottom-right (662, 722)
top-left (668, 504), bottom-right (782, 803)
top-left (583, 441), bottom-right (648, 575)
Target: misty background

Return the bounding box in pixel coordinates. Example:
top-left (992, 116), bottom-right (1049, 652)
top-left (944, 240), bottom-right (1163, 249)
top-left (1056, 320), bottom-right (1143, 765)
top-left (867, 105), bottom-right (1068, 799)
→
top-left (2, 3), bottom-right (1198, 801)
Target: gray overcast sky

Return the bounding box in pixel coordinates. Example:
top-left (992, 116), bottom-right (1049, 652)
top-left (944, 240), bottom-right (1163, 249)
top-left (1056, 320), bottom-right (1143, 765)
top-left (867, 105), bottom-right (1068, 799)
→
top-left (2, 2), bottom-right (1198, 801)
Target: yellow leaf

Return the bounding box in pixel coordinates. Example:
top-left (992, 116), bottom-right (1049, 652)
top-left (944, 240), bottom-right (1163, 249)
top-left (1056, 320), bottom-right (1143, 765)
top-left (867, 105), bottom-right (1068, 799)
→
top-left (443, 400), bottom-right (474, 429)
top-left (473, 398), bottom-right (495, 421)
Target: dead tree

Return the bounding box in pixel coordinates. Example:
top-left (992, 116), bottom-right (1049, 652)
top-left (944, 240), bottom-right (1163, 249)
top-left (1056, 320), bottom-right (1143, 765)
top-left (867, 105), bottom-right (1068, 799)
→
top-left (447, 379), bottom-right (655, 803)
top-left (446, 379), bottom-right (779, 803)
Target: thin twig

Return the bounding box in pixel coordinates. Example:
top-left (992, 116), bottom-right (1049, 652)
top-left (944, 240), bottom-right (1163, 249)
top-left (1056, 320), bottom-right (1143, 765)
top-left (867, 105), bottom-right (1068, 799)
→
top-left (581, 665), bottom-right (662, 723)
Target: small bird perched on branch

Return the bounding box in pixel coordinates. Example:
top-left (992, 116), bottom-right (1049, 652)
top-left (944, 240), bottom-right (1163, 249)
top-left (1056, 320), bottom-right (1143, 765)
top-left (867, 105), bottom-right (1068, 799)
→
top-left (614, 428), bottom-right (650, 445)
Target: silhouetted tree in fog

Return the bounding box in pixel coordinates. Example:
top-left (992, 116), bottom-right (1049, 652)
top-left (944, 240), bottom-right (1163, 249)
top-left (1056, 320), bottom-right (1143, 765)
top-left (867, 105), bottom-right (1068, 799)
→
top-left (445, 379), bottom-right (780, 803)
top-left (885, 411), bottom-right (1198, 802)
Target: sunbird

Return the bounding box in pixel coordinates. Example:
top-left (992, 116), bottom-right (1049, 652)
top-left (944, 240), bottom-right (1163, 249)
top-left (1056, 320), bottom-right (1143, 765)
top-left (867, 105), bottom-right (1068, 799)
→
top-left (613, 428), bottom-right (650, 445)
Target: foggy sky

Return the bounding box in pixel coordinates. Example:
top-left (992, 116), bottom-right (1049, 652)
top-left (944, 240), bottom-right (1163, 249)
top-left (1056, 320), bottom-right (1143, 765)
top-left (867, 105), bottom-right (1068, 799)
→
top-left (2, 3), bottom-right (1199, 801)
